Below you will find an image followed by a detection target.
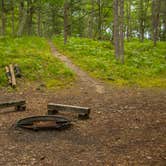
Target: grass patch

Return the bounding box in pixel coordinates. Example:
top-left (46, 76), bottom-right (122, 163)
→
top-left (53, 36), bottom-right (166, 88)
top-left (0, 36), bottom-right (74, 89)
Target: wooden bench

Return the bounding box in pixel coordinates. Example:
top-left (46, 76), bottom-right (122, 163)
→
top-left (47, 103), bottom-right (90, 119)
top-left (0, 100), bottom-right (26, 112)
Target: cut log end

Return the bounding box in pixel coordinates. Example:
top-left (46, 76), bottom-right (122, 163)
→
top-left (5, 66), bottom-right (12, 85)
top-left (9, 64), bottom-right (17, 88)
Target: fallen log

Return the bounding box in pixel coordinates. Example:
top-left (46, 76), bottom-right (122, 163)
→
top-left (14, 64), bottom-right (22, 78)
top-left (48, 103), bottom-right (91, 119)
top-left (5, 66), bottom-right (12, 85)
top-left (9, 64), bottom-right (16, 87)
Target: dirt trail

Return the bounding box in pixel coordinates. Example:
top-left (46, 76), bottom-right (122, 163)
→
top-left (0, 84), bottom-right (165, 165)
top-left (49, 41), bottom-right (105, 94)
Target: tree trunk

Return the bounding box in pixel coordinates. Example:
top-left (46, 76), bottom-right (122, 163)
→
top-left (113, 0), bottom-right (119, 60)
top-left (64, 1), bottom-right (69, 44)
top-left (37, 5), bottom-right (41, 36)
top-left (27, 0), bottom-right (33, 35)
top-left (152, 0), bottom-right (156, 44)
top-left (113, 0), bottom-right (124, 63)
top-left (68, 0), bottom-right (73, 36)
top-left (119, 0), bottom-right (124, 63)
top-left (17, 1), bottom-right (27, 36)
top-left (1, 0), bottom-right (5, 35)
top-left (162, 16), bottom-right (166, 41)
top-left (19, 0), bottom-right (24, 24)
top-left (11, 0), bottom-right (15, 36)
top-left (98, 0), bottom-right (102, 40)
top-left (51, 6), bottom-right (56, 35)
top-left (140, 0), bottom-right (144, 42)
top-left (162, 0), bottom-right (166, 41)
top-left (126, 0), bottom-right (131, 41)
top-left (152, 0), bottom-right (161, 46)
top-left (89, 0), bottom-right (94, 38)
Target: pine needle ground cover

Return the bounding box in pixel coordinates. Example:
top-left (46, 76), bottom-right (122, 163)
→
top-left (0, 37), bottom-right (74, 89)
top-left (53, 36), bottom-right (166, 88)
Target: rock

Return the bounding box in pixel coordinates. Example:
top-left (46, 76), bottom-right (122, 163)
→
top-left (40, 156), bottom-right (46, 160)
top-left (146, 156), bottom-right (152, 160)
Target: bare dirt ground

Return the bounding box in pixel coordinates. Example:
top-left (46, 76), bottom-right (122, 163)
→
top-left (0, 44), bottom-right (166, 166)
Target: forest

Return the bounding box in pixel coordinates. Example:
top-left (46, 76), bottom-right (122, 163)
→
top-left (0, 0), bottom-right (166, 87)
top-left (1, 0), bottom-right (166, 41)
top-left (0, 0), bottom-right (166, 165)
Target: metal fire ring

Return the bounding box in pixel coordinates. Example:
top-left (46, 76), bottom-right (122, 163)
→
top-left (16, 115), bottom-right (71, 131)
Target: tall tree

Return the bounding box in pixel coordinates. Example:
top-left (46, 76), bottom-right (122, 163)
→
top-left (97, 0), bottom-right (102, 39)
top-left (160, 0), bottom-right (166, 41)
top-left (11, 0), bottom-right (15, 36)
top-left (89, 0), bottom-right (94, 38)
top-left (138, 0), bottom-right (150, 42)
top-left (126, 0), bottom-right (131, 41)
top-left (113, 0), bottom-right (124, 63)
top-left (17, 1), bottom-right (27, 36)
top-left (139, 0), bottom-right (144, 41)
top-left (64, 0), bottom-right (69, 44)
top-left (113, 0), bottom-right (119, 60)
top-left (119, 0), bottom-right (124, 63)
top-left (37, 0), bottom-right (42, 36)
top-left (1, 0), bottom-right (5, 35)
top-left (152, 0), bottom-right (161, 46)
top-left (27, 0), bottom-right (34, 35)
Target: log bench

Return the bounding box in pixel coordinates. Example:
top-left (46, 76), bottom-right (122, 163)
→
top-left (47, 103), bottom-right (90, 119)
top-left (0, 100), bottom-right (26, 112)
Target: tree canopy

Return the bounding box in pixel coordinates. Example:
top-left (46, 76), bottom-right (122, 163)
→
top-left (0, 0), bottom-right (166, 61)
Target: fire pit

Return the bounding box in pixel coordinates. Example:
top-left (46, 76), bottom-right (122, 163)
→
top-left (16, 115), bottom-right (71, 131)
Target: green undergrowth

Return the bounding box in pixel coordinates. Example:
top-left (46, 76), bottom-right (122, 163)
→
top-left (0, 36), bottom-right (74, 89)
top-left (53, 36), bottom-right (166, 88)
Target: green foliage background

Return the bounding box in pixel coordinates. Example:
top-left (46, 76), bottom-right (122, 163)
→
top-left (53, 36), bottom-right (166, 88)
top-left (0, 37), bottom-right (74, 89)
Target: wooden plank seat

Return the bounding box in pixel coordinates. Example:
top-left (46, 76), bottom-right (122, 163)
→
top-left (47, 103), bottom-right (91, 119)
top-left (0, 100), bottom-right (26, 111)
